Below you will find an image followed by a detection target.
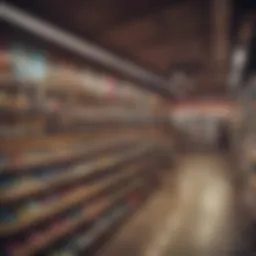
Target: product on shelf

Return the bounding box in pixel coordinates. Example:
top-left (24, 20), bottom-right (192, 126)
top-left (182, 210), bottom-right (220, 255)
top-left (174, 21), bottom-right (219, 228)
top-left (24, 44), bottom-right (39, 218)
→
top-left (0, 37), bottom-right (172, 256)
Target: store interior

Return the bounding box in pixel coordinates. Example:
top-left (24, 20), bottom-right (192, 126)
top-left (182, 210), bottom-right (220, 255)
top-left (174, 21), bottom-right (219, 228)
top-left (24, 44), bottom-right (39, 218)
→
top-left (0, 0), bottom-right (256, 255)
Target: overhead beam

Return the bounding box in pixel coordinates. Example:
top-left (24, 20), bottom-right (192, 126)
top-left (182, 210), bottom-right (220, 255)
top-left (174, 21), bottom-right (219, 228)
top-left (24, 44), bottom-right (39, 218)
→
top-left (94, 0), bottom-right (182, 35)
top-left (210, 0), bottom-right (231, 86)
top-left (0, 3), bottom-right (173, 95)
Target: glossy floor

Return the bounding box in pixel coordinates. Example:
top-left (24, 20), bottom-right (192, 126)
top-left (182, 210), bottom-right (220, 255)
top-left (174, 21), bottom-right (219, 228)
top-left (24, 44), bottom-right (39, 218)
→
top-left (100, 153), bottom-right (250, 256)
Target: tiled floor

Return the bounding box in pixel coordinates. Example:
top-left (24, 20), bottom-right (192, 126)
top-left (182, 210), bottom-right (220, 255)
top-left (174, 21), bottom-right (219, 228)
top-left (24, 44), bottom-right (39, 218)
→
top-left (99, 153), bottom-right (250, 256)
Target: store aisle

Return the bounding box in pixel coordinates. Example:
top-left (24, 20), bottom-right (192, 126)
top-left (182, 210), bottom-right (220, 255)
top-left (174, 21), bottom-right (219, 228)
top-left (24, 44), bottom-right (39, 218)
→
top-left (100, 153), bottom-right (243, 256)
top-left (154, 154), bottom-right (239, 256)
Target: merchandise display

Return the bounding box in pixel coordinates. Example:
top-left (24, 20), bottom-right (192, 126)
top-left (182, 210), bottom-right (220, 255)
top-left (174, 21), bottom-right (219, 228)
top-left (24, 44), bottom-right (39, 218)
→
top-left (0, 41), bottom-right (172, 256)
top-left (3, 0), bottom-right (256, 255)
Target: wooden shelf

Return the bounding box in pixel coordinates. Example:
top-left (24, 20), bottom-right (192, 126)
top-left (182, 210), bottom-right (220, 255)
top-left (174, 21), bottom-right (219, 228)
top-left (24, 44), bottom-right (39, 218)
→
top-left (0, 42), bottom-right (170, 256)
top-left (0, 127), bottom-right (155, 151)
top-left (0, 106), bottom-right (40, 115)
top-left (0, 159), bottom-right (149, 236)
top-left (0, 76), bottom-right (145, 107)
top-left (1, 137), bottom-right (152, 173)
top-left (0, 75), bottom-right (38, 89)
top-left (0, 144), bottom-right (153, 203)
top-left (74, 189), bottom-right (147, 254)
top-left (14, 181), bottom-right (141, 256)
top-left (44, 82), bottom-right (147, 107)
top-left (0, 159), bottom-right (112, 203)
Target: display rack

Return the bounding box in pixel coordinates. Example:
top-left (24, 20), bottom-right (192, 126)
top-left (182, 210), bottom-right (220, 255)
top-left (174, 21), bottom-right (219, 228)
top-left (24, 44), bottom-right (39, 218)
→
top-left (0, 10), bottom-right (173, 255)
top-left (1, 130), bottom-right (171, 256)
top-left (230, 82), bottom-right (256, 218)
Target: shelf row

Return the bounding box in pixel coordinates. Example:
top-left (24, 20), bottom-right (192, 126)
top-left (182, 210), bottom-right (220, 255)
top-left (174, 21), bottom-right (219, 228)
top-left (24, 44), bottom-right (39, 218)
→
top-left (0, 126), bottom-right (156, 149)
top-left (0, 142), bottom-right (154, 203)
top-left (0, 91), bottom-right (152, 117)
top-left (53, 181), bottom-right (155, 256)
top-left (0, 110), bottom-right (161, 140)
top-left (0, 37), bottom-right (172, 256)
top-left (0, 133), bottom-right (155, 172)
top-left (2, 158), bottom-right (162, 256)
top-left (0, 147), bottom-right (156, 236)
top-left (0, 74), bottom-right (161, 139)
top-left (0, 42), bottom-right (159, 105)
top-left (0, 118), bottom-right (163, 140)
top-left (8, 179), bottom-right (142, 256)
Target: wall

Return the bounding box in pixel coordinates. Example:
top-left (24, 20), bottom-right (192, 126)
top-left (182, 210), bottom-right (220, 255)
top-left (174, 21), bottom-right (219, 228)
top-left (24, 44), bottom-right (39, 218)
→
top-left (170, 100), bottom-right (234, 147)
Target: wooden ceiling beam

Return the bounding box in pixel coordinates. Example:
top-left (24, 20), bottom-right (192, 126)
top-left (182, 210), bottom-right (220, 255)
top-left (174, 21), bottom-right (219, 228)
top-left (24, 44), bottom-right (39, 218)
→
top-left (93, 0), bottom-right (184, 35)
top-left (100, 8), bottom-right (206, 53)
top-left (210, 0), bottom-right (231, 86)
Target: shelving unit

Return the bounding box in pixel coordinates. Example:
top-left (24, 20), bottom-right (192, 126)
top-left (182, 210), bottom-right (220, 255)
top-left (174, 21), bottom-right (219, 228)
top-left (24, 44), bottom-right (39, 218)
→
top-left (1, 134), bottom-right (171, 256)
top-left (0, 18), bottom-right (174, 255)
top-left (230, 82), bottom-right (256, 220)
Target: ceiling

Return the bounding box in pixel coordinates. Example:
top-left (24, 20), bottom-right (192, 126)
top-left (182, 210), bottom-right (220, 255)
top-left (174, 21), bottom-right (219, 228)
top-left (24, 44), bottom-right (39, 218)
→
top-left (4, 0), bottom-right (254, 97)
